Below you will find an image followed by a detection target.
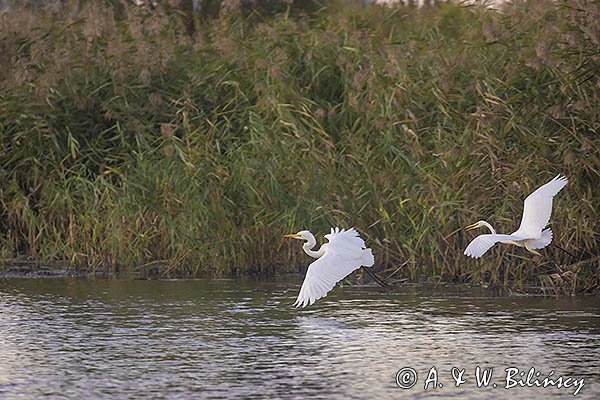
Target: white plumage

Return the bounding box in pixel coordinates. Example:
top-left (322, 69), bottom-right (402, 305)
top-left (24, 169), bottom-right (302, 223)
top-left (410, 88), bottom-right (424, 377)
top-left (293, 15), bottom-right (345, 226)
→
top-left (285, 227), bottom-right (374, 308)
top-left (464, 175), bottom-right (568, 259)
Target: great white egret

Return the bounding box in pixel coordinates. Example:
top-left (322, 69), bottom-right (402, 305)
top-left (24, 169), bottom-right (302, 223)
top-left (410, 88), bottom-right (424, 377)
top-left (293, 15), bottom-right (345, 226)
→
top-left (284, 227), bottom-right (375, 308)
top-left (464, 174), bottom-right (568, 259)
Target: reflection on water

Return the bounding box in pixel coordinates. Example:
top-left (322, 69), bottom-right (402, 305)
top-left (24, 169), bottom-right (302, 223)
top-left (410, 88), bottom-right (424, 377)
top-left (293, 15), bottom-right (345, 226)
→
top-left (0, 277), bottom-right (598, 399)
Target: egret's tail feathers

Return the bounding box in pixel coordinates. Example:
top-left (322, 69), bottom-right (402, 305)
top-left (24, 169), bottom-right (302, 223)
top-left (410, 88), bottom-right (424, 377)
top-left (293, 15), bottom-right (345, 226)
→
top-left (362, 249), bottom-right (375, 267)
top-left (529, 228), bottom-right (553, 250)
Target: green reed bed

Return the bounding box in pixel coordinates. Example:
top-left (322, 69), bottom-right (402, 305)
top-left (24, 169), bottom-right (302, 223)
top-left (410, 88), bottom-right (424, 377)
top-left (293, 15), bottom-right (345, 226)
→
top-left (0, 0), bottom-right (598, 291)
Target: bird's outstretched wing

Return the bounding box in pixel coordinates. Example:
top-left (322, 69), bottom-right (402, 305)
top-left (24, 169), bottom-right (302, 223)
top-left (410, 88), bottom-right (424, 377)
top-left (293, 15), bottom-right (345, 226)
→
top-left (464, 234), bottom-right (523, 259)
top-left (294, 228), bottom-right (374, 308)
top-left (512, 175), bottom-right (568, 239)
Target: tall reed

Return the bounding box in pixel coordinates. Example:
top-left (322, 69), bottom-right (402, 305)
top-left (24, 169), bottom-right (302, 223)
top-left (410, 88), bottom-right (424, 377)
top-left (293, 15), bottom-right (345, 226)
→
top-left (1, 0), bottom-right (598, 291)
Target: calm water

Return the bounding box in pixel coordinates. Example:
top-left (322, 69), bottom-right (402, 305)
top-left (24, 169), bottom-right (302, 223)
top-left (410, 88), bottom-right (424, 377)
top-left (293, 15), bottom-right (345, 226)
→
top-left (0, 277), bottom-right (598, 399)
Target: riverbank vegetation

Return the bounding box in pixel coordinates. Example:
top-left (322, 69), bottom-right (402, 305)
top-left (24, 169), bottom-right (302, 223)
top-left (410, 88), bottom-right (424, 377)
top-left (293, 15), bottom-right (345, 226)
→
top-left (1, 0), bottom-right (598, 292)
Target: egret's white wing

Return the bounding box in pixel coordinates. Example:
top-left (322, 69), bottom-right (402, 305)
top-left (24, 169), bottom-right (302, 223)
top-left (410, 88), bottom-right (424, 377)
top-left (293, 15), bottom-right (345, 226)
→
top-left (512, 175), bottom-right (568, 239)
top-left (324, 227), bottom-right (373, 264)
top-left (464, 234), bottom-right (523, 259)
top-left (293, 252), bottom-right (347, 308)
top-left (294, 228), bottom-right (374, 308)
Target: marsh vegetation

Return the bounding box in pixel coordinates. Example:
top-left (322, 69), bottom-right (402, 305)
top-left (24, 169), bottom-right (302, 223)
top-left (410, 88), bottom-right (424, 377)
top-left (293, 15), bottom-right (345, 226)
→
top-left (1, 0), bottom-right (598, 291)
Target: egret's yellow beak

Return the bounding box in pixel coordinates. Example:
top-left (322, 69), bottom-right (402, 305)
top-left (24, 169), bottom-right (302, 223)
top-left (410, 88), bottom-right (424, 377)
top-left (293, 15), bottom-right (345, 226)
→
top-left (465, 223), bottom-right (479, 232)
top-left (284, 233), bottom-right (300, 239)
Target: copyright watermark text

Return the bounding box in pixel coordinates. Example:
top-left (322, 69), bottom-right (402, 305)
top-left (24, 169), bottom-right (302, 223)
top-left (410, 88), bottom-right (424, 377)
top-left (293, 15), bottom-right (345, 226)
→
top-left (395, 366), bottom-right (585, 396)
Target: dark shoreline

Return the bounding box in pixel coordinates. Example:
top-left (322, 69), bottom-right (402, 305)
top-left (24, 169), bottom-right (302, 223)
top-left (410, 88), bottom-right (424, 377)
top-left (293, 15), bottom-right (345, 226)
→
top-left (3, 264), bottom-right (597, 298)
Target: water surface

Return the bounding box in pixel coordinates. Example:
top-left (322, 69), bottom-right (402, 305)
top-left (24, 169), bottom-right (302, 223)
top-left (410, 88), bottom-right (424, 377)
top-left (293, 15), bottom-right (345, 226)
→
top-left (0, 277), bottom-right (598, 399)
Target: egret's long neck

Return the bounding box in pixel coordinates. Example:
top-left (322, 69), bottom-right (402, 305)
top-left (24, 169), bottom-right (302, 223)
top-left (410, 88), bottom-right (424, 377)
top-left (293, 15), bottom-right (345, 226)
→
top-left (302, 233), bottom-right (326, 259)
top-left (480, 220), bottom-right (497, 235)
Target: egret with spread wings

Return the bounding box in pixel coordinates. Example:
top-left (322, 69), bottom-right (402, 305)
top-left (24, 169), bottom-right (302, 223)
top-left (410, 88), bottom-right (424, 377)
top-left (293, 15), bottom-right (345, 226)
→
top-left (464, 175), bottom-right (568, 259)
top-left (284, 228), bottom-right (374, 308)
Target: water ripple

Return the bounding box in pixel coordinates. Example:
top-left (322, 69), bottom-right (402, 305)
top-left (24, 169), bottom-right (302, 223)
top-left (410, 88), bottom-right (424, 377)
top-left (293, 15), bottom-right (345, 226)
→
top-left (0, 278), bottom-right (598, 399)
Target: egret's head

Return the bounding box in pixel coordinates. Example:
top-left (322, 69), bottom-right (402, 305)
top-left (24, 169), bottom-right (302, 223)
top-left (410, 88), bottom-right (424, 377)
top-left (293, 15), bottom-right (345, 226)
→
top-left (284, 230), bottom-right (311, 241)
top-left (465, 220), bottom-right (486, 231)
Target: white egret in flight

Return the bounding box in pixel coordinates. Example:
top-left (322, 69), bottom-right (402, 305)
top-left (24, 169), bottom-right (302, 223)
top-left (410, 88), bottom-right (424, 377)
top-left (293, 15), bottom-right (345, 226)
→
top-left (464, 175), bottom-right (568, 259)
top-left (284, 227), bottom-right (375, 308)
